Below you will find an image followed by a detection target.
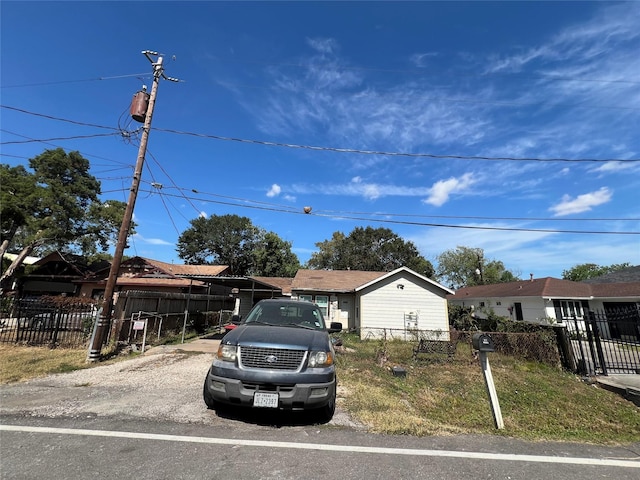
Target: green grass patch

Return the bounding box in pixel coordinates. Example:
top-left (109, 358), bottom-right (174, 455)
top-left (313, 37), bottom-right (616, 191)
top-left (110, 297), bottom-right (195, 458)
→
top-left (336, 333), bottom-right (640, 444)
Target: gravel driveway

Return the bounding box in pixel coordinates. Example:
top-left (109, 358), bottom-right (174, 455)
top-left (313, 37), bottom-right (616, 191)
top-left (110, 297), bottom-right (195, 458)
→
top-left (0, 349), bottom-right (360, 430)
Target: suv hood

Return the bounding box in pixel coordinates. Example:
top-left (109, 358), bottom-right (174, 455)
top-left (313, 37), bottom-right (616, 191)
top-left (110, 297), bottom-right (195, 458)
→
top-left (224, 324), bottom-right (330, 351)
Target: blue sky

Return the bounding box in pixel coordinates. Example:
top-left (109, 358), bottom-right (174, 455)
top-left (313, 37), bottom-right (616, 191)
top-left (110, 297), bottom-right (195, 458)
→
top-left (2, 1), bottom-right (639, 279)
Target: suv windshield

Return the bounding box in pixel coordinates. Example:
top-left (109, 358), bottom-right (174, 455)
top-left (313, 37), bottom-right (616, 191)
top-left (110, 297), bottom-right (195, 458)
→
top-left (244, 302), bottom-right (326, 330)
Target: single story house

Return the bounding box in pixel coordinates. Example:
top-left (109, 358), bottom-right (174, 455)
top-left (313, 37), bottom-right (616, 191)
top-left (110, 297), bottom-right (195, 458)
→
top-left (16, 251), bottom-right (109, 297)
top-left (77, 256), bottom-right (231, 300)
top-left (291, 267), bottom-right (454, 339)
top-left (447, 273), bottom-right (640, 331)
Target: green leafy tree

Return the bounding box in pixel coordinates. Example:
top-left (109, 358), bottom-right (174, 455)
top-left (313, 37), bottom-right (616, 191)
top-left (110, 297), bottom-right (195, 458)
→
top-left (252, 232), bottom-right (300, 277)
top-left (436, 246), bottom-right (520, 289)
top-left (176, 214), bottom-right (261, 275)
top-left (1, 149), bottom-right (132, 291)
top-left (306, 226), bottom-right (434, 277)
top-left (562, 262), bottom-right (632, 282)
top-left (0, 164), bottom-right (39, 257)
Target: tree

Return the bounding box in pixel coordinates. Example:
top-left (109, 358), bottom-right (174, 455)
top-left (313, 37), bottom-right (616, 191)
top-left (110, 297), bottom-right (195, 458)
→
top-left (562, 263), bottom-right (632, 282)
top-left (436, 246), bottom-right (520, 289)
top-left (0, 164), bottom-right (39, 258)
top-left (306, 226), bottom-right (435, 277)
top-left (177, 214), bottom-right (283, 276)
top-left (1, 149), bottom-right (131, 291)
top-left (252, 232), bottom-right (300, 277)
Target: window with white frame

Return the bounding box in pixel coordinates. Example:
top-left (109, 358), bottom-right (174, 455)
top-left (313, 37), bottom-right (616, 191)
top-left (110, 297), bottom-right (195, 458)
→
top-left (315, 295), bottom-right (329, 317)
top-left (297, 294), bottom-right (329, 317)
top-left (560, 300), bottom-right (583, 319)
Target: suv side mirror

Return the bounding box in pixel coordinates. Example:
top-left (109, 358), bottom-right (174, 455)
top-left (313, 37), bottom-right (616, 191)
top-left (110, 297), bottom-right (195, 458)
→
top-left (231, 314), bottom-right (242, 324)
top-left (328, 322), bottom-right (342, 333)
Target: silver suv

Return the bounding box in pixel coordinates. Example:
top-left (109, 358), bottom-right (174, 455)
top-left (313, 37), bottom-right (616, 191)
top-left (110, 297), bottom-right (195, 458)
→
top-left (203, 298), bottom-right (342, 422)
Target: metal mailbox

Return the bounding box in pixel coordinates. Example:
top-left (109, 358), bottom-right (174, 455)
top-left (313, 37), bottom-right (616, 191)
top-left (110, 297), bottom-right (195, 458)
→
top-left (472, 333), bottom-right (495, 352)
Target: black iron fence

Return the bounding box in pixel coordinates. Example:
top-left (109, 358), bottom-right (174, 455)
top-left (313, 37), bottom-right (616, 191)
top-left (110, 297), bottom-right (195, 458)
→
top-left (565, 307), bottom-right (640, 375)
top-left (0, 296), bottom-right (97, 348)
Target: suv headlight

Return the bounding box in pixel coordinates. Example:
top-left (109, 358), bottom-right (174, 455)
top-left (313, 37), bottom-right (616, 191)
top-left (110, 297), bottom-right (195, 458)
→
top-left (217, 344), bottom-right (237, 362)
top-left (308, 351), bottom-right (333, 368)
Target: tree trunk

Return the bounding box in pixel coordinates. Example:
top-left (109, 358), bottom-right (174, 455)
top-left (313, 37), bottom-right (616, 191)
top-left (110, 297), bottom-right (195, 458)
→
top-left (0, 222), bottom-right (19, 258)
top-left (0, 242), bottom-right (36, 293)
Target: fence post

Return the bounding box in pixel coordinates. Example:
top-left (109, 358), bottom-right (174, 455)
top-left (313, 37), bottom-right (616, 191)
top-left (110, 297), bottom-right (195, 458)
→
top-left (554, 326), bottom-right (576, 372)
top-left (574, 317), bottom-right (591, 375)
top-left (589, 312), bottom-right (608, 376)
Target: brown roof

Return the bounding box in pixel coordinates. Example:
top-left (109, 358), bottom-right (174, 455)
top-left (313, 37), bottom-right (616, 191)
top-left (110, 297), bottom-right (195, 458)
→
top-left (449, 277), bottom-right (640, 299)
top-left (250, 276), bottom-right (294, 295)
top-left (292, 269), bottom-right (386, 292)
top-left (141, 258), bottom-right (229, 277)
top-left (589, 282), bottom-right (640, 298)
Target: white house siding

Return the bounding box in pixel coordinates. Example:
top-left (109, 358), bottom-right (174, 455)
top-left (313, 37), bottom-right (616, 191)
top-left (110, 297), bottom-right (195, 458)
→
top-left (449, 296), bottom-right (557, 324)
top-left (356, 273), bottom-right (449, 340)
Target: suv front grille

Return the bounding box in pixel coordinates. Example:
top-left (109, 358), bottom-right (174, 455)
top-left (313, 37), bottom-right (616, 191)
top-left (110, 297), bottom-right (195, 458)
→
top-left (239, 346), bottom-right (306, 370)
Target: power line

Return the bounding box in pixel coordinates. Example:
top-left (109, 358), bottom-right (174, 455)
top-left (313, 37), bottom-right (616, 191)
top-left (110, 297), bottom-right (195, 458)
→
top-left (137, 189), bottom-right (639, 235)
top-left (4, 104), bottom-right (639, 163)
top-left (0, 72), bottom-right (151, 89)
top-left (0, 128), bottom-right (133, 167)
top-left (1, 105), bottom-right (120, 131)
top-left (1, 132), bottom-right (122, 145)
top-left (110, 183), bottom-right (637, 224)
top-left (153, 127), bottom-right (640, 163)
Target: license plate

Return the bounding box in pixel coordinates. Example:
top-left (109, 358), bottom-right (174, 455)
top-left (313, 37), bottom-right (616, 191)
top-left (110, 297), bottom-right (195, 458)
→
top-left (253, 392), bottom-right (279, 408)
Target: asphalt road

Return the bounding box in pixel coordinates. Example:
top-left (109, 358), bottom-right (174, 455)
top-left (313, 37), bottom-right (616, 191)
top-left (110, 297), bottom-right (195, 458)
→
top-left (1, 346), bottom-right (639, 479)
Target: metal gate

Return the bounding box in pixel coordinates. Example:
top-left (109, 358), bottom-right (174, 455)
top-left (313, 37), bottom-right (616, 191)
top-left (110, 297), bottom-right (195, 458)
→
top-left (568, 307), bottom-right (640, 375)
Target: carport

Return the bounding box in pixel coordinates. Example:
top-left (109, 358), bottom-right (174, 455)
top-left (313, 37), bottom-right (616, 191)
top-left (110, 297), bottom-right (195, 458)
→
top-left (179, 275), bottom-right (285, 319)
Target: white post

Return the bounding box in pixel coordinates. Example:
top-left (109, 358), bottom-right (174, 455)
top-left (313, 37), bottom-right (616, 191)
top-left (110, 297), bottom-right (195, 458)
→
top-left (140, 318), bottom-right (149, 354)
top-left (479, 351), bottom-right (504, 429)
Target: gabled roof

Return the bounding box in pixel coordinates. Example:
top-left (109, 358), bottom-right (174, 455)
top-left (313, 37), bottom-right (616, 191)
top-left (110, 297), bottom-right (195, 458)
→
top-left (292, 269), bottom-right (386, 293)
top-left (356, 266), bottom-right (454, 294)
top-left (449, 277), bottom-right (640, 300)
top-left (29, 251), bottom-right (92, 278)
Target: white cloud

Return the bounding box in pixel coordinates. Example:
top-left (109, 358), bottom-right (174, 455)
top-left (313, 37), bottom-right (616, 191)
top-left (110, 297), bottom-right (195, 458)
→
top-left (266, 184), bottom-right (281, 197)
top-left (131, 233), bottom-right (173, 246)
top-left (199, 211), bottom-right (207, 218)
top-left (306, 37), bottom-right (339, 54)
top-left (409, 52), bottom-right (438, 67)
top-left (590, 161), bottom-right (637, 174)
top-left (424, 173), bottom-right (476, 207)
top-left (549, 187), bottom-right (612, 216)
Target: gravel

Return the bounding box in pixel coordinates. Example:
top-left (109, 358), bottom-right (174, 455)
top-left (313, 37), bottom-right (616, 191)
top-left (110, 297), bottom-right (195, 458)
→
top-left (0, 350), bottom-right (361, 430)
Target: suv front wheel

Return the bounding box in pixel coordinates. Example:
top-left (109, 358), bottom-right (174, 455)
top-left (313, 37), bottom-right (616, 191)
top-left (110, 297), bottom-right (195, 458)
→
top-left (317, 387), bottom-right (336, 423)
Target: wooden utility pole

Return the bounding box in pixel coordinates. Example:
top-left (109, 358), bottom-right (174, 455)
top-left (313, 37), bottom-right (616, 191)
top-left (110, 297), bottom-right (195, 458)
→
top-left (87, 51), bottom-right (178, 362)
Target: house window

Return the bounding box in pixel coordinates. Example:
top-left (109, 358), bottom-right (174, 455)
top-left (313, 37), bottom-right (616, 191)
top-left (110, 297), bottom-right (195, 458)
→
top-left (560, 301), bottom-right (583, 319)
top-left (298, 294), bottom-right (329, 317)
top-left (479, 302), bottom-right (485, 307)
top-left (315, 295), bottom-right (329, 317)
